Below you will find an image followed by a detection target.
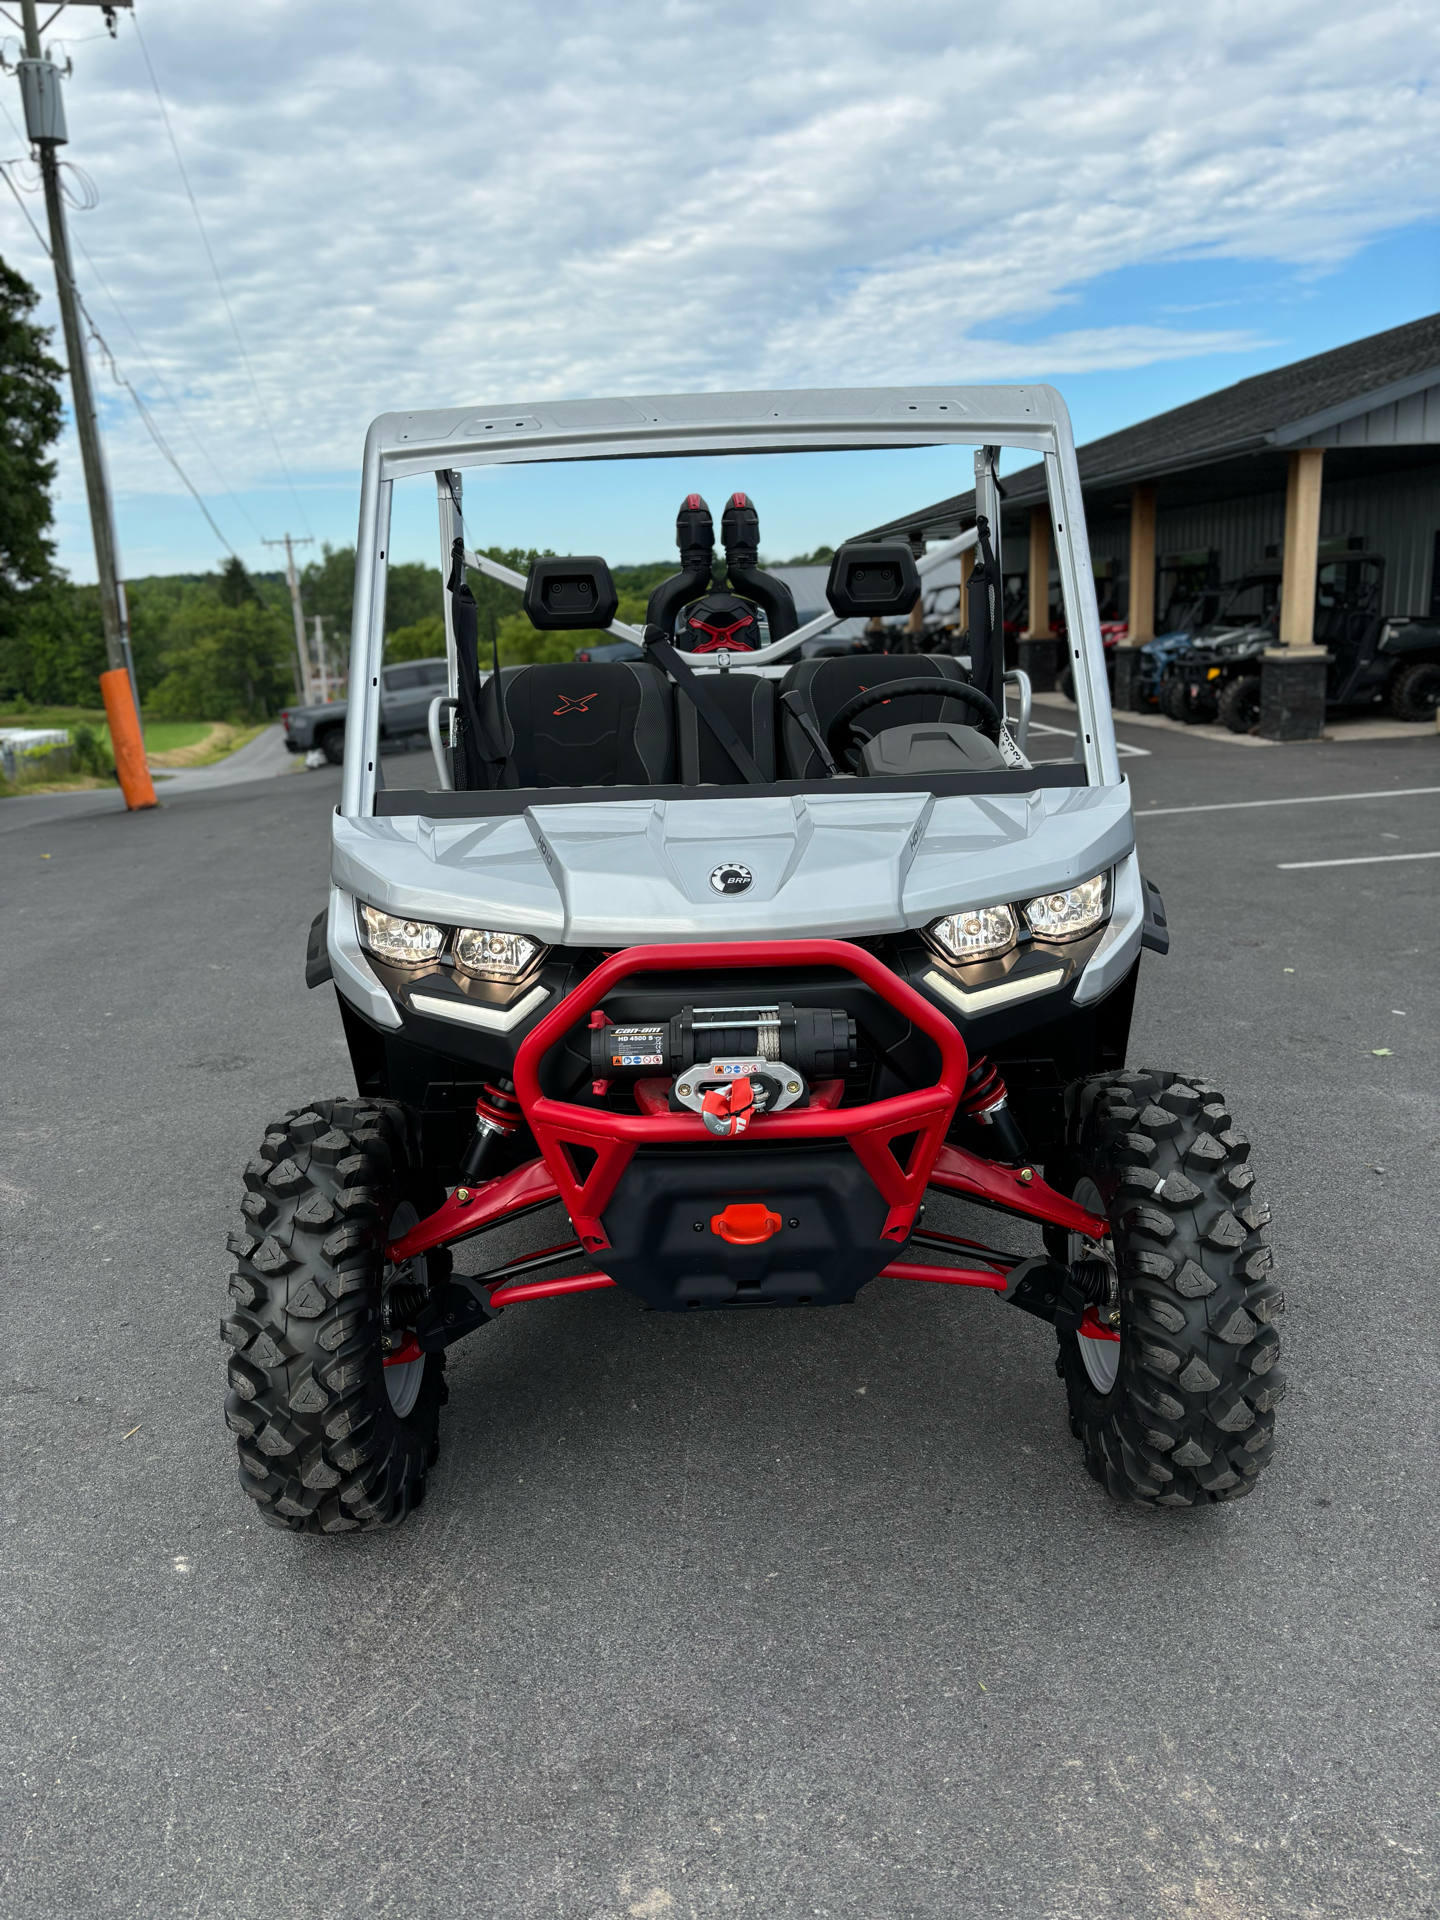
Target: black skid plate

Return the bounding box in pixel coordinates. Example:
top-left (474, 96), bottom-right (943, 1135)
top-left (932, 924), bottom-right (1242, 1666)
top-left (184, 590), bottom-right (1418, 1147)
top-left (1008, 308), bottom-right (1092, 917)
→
top-left (596, 1144), bottom-right (892, 1310)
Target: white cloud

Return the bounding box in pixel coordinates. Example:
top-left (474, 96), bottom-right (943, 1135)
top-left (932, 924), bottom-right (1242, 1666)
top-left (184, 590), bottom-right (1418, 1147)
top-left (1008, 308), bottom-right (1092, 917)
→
top-left (1, 0), bottom-right (1434, 559)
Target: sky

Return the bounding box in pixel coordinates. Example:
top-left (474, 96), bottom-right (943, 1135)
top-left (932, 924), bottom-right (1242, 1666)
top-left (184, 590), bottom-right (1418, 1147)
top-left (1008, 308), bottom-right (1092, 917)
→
top-left (0, 0), bottom-right (1436, 579)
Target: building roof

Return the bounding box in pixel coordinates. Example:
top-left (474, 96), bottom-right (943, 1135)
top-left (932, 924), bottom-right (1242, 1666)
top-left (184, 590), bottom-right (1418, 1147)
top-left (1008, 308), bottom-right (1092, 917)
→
top-left (860, 314), bottom-right (1440, 539)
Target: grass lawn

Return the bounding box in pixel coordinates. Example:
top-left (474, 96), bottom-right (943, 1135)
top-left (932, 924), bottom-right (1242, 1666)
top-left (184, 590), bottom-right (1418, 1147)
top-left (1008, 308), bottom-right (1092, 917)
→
top-left (0, 708), bottom-right (269, 793)
top-left (2, 706), bottom-right (204, 749)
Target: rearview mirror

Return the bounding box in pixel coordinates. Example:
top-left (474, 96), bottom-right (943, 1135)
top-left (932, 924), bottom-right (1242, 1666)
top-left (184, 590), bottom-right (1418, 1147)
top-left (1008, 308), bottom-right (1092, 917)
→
top-left (523, 557), bottom-right (620, 630)
top-left (825, 542), bottom-right (921, 619)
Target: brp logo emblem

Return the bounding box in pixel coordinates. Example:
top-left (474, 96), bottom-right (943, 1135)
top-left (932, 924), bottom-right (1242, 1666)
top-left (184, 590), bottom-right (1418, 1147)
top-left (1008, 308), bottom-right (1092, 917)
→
top-left (709, 862), bottom-right (753, 895)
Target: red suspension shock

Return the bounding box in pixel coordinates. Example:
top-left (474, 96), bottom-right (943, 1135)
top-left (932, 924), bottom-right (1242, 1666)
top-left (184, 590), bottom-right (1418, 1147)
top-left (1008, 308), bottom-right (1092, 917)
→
top-left (955, 1056), bottom-right (1030, 1166)
top-left (456, 1079), bottom-right (524, 1191)
top-left (958, 1056), bottom-right (1008, 1120)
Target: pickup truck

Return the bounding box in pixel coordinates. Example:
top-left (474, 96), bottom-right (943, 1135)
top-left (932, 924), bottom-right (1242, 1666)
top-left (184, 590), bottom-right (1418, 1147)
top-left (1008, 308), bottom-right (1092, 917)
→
top-left (280, 658), bottom-right (450, 762)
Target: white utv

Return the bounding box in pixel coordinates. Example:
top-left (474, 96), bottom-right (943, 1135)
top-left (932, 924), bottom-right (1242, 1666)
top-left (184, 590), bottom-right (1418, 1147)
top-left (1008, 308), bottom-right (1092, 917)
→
top-left (223, 387), bottom-right (1284, 1532)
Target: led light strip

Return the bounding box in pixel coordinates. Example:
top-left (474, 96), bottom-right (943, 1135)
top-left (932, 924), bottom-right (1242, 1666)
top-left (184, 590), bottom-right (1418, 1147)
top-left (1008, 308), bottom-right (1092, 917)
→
top-left (408, 985), bottom-right (551, 1032)
top-left (922, 965), bottom-right (1066, 1016)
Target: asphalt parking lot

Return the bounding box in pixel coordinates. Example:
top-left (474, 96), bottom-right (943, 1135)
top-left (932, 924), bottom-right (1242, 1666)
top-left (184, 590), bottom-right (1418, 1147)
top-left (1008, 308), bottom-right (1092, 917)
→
top-left (2, 721), bottom-right (1437, 1919)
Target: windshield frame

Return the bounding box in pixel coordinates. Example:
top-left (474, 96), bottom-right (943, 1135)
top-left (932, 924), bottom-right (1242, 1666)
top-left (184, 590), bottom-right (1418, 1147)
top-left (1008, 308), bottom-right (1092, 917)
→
top-left (340, 385), bottom-right (1118, 817)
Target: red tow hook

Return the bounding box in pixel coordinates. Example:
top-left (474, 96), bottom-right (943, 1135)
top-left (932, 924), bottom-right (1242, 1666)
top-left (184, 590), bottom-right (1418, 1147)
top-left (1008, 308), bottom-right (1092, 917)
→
top-left (711, 1203), bottom-right (783, 1245)
top-left (701, 1078), bottom-right (755, 1137)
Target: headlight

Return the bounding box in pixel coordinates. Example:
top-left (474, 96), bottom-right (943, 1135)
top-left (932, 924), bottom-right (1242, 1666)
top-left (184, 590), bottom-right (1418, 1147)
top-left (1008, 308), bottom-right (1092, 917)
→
top-left (358, 904), bottom-right (445, 966)
top-left (1021, 872), bottom-right (1110, 942)
top-left (926, 902), bottom-right (1018, 963)
top-left (453, 926), bottom-right (544, 980)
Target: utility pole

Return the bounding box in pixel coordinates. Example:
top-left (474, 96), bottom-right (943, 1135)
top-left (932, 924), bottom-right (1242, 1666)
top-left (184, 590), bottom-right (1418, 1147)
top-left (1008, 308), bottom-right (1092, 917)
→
top-left (311, 613), bottom-right (329, 702)
top-left (264, 533), bottom-right (315, 702)
top-left (14, 0), bottom-right (154, 807)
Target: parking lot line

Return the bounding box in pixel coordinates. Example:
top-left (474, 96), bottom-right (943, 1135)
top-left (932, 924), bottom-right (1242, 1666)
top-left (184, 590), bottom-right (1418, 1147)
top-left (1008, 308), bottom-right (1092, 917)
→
top-left (1136, 786), bottom-right (1438, 819)
top-left (1027, 719), bottom-right (1151, 760)
top-left (1277, 851), bottom-right (1440, 870)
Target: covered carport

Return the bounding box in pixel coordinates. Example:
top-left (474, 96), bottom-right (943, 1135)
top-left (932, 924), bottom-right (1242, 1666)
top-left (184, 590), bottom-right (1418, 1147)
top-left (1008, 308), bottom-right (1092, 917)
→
top-left (861, 315), bottom-right (1438, 739)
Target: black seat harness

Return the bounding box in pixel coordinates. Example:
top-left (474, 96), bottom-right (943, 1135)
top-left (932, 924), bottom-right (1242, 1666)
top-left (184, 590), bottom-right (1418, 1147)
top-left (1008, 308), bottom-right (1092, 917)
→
top-left (643, 625), bottom-right (768, 786)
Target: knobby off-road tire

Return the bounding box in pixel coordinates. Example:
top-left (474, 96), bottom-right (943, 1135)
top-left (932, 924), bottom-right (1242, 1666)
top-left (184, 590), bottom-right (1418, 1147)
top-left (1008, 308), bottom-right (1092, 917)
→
top-left (1045, 1070), bottom-right (1285, 1506)
top-left (1218, 674), bottom-right (1261, 734)
top-left (222, 1099), bottom-right (451, 1534)
top-left (1387, 660), bottom-right (1439, 723)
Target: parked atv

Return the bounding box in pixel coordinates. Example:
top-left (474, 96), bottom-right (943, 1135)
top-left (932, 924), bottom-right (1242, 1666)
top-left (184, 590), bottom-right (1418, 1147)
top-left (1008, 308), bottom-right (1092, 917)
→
top-left (224, 393), bottom-right (1283, 1535)
top-left (1058, 620), bottom-right (1125, 702)
top-left (1161, 551), bottom-right (1438, 732)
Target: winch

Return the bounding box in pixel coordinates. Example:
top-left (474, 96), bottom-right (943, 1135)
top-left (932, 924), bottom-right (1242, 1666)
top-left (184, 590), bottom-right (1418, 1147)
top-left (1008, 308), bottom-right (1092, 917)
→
top-left (591, 1002), bottom-right (856, 1136)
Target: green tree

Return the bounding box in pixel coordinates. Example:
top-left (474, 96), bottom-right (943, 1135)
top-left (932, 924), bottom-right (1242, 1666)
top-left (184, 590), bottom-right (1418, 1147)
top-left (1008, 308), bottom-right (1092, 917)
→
top-left (295, 543), bottom-right (355, 637)
top-left (301, 542), bottom-right (529, 642)
top-left (217, 555), bottom-right (259, 607)
top-left (495, 611), bottom-right (585, 666)
top-left (0, 254), bottom-right (64, 601)
top-left (0, 579), bottom-right (104, 705)
top-left (385, 614), bottom-right (445, 662)
top-left (145, 591), bottom-right (295, 721)
top-left (384, 560), bottom-right (441, 632)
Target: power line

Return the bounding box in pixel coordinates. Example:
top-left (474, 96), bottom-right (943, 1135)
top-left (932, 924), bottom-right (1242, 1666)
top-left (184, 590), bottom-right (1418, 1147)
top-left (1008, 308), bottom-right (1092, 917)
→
top-left (4, 75), bottom-right (262, 551)
top-left (1, 156), bottom-right (240, 558)
top-left (70, 228), bottom-right (266, 543)
top-left (130, 12), bottom-right (314, 538)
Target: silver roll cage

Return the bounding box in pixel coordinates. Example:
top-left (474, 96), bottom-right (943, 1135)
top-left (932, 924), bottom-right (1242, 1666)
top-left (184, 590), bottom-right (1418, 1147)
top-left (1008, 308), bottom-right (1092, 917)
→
top-left (341, 385), bottom-right (1119, 817)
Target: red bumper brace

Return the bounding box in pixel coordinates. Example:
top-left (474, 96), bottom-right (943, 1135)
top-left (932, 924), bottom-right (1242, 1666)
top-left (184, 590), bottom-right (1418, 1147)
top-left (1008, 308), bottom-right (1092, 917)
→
top-left (388, 939), bottom-right (1107, 1285)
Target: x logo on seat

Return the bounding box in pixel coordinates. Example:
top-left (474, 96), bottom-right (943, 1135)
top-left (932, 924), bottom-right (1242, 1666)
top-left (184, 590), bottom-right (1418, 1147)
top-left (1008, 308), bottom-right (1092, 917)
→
top-left (552, 692), bottom-right (599, 715)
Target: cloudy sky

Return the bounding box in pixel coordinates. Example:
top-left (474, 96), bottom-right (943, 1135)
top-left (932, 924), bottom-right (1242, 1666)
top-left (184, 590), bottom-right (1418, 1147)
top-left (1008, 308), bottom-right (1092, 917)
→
top-left (1, 0), bottom-right (1436, 575)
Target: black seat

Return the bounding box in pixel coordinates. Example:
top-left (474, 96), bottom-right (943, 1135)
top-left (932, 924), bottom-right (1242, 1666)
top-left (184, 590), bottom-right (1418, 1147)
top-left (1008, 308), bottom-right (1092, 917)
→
top-left (776, 655), bottom-right (973, 777)
top-left (477, 662), bottom-right (675, 788)
top-left (675, 672), bottom-right (777, 784)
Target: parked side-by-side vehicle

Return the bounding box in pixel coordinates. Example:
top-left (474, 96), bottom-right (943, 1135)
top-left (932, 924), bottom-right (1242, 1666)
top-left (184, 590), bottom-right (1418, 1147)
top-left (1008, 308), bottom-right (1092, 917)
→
top-left (223, 386), bottom-right (1284, 1535)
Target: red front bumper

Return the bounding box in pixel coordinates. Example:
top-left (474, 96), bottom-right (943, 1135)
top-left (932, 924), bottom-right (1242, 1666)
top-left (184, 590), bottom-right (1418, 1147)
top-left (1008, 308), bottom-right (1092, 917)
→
top-left (388, 941), bottom-right (1105, 1306)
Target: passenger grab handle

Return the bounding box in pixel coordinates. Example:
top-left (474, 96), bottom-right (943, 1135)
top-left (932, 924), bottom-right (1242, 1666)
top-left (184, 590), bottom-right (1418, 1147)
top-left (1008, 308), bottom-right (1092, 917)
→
top-left (427, 694), bottom-right (458, 791)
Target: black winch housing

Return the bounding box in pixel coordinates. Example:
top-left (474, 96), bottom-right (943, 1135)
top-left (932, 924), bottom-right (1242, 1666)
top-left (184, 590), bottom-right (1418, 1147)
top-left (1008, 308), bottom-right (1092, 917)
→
top-left (591, 1003), bottom-right (856, 1082)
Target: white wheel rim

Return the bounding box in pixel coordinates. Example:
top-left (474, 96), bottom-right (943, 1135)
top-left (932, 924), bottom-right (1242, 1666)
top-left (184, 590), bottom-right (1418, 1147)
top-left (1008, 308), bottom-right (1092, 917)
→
top-left (383, 1202), bottom-right (427, 1419)
top-left (1069, 1176), bottom-right (1121, 1395)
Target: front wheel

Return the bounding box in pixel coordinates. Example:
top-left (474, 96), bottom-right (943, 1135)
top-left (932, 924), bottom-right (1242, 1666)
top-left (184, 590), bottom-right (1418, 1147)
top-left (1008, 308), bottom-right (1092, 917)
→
top-left (1387, 660), bottom-right (1439, 723)
top-left (1218, 674), bottom-right (1262, 734)
top-left (223, 1099), bottom-right (452, 1533)
top-left (1046, 1071), bottom-right (1285, 1505)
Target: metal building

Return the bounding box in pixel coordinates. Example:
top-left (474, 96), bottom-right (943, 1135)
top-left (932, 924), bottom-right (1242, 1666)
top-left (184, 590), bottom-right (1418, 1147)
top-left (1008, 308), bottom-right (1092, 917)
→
top-left (863, 314), bottom-right (1439, 738)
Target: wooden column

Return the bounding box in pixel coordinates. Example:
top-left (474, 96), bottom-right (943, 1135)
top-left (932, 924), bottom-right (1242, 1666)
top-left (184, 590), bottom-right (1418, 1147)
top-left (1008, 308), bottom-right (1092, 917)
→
top-left (1126, 485), bottom-right (1156, 644)
top-left (1259, 447), bottom-right (1329, 740)
top-left (1025, 506), bottom-right (1049, 635)
top-left (1278, 449), bottom-right (1325, 647)
top-left (958, 545), bottom-right (974, 643)
top-left (1016, 506), bottom-right (1058, 690)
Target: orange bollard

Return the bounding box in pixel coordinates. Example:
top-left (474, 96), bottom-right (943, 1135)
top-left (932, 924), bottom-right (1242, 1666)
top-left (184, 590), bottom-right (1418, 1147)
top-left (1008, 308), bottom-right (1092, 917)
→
top-left (99, 668), bottom-right (158, 811)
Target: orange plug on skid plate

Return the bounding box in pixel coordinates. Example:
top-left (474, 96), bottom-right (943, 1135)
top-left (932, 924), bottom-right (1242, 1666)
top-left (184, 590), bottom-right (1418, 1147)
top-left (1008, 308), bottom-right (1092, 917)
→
top-left (710, 1203), bottom-right (784, 1245)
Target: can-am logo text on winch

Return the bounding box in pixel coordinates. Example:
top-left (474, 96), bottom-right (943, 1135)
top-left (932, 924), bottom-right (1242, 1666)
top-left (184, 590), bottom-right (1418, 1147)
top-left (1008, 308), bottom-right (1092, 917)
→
top-left (709, 863), bottom-right (753, 894)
